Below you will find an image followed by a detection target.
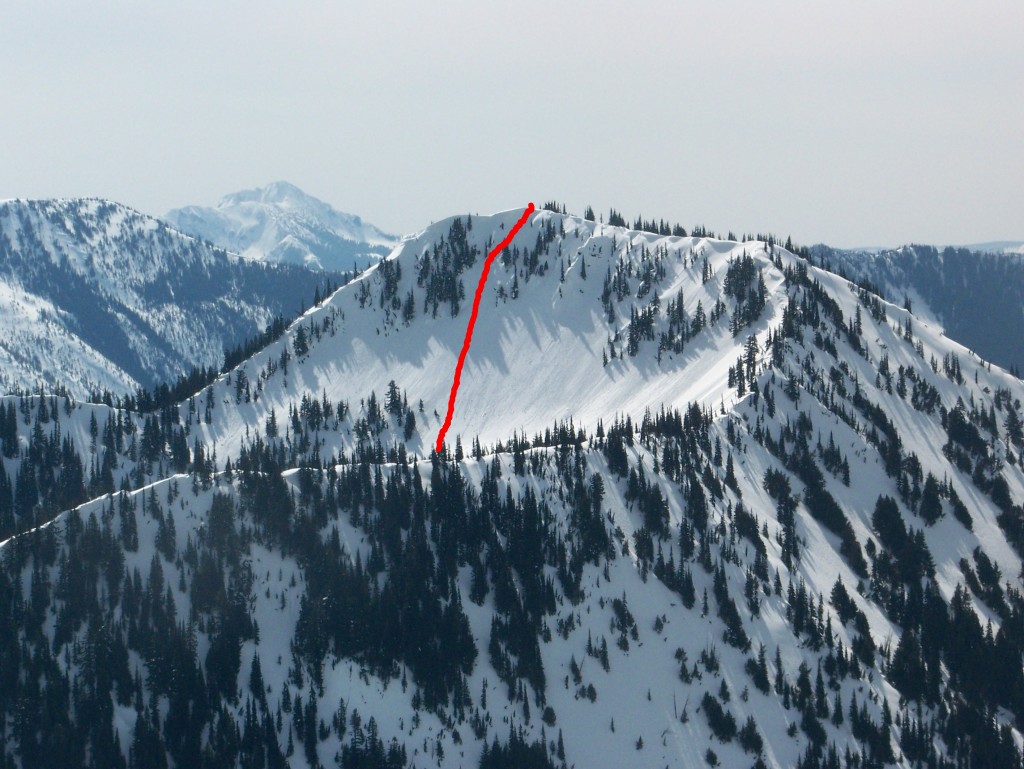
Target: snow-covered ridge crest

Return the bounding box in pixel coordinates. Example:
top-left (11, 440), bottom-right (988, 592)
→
top-left (187, 206), bottom-right (821, 460)
top-left (811, 241), bottom-right (1024, 374)
top-left (165, 181), bottom-right (398, 272)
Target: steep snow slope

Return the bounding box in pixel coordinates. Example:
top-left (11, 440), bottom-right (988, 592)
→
top-left (188, 203), bottom-right (1024, 621)
top-left (812, 242), bottom-right (1024, 373)
top-left (189, 208), bottom-right (1021, 464)
top-left (0, 198), bottom-right (328, 396)
top-left (165, 181), bottom-right (397, 272)
top-left (3, 207), bottom-right (1024, 768)
top-left (0, 281), bottom-right (131, 395)
top-left (188, 208), bottom-right (787, 458)
top-left (173, 207), bottom-right (1024, 761)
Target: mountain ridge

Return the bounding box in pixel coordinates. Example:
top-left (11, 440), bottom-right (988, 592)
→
top-left (811, 242), bottom-right (1024, 373)
top-left (0, 197), bottom-right (331, 396)
top-left (1, 204), bottom-right (1024, 768)
top-left (165, 182), bottom-right (398, 272)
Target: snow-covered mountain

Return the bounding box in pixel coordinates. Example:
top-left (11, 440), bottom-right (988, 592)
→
top-left (811, 243), bottom-right (1024, 374)
top-left (165, 181), bottom-right (398, 272)
top-left (0, 197), bottom-right (330, 396)
top-left (3, 204), bottom-right (1024, 769)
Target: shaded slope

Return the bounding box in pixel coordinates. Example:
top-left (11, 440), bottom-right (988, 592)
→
top-left (0, 197), bottom-right (330, 395)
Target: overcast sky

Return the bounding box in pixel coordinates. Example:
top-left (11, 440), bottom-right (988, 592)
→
top-left (2, 1), bottom-right (1021, 248)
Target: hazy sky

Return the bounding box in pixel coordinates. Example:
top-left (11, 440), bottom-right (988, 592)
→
top-left (3, 1), bottom-right (1022, 247)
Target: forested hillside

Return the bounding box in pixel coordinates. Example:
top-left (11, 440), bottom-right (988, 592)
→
top-left (0, 198), bottom-right (335, 396)
top-left (812, 243), bottom-right (1024, 375)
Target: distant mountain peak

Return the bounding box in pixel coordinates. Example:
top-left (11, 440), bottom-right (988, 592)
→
top-left (166, 182), bottom-right (397, 272)
top-left (221, 180), bottom-right (317, 208)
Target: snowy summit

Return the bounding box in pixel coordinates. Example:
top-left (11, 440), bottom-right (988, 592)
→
top-left (165, 182), bottom-right (398, 273)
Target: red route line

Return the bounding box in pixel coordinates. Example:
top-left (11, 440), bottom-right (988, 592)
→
top-left (435, 202), bottom-right (536, 454)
